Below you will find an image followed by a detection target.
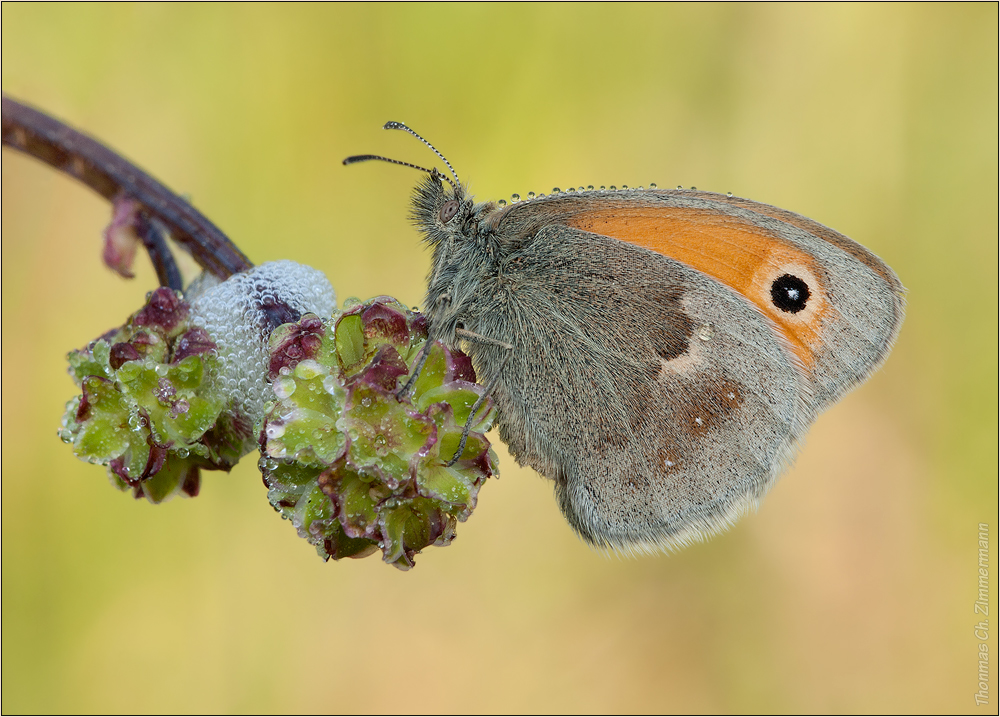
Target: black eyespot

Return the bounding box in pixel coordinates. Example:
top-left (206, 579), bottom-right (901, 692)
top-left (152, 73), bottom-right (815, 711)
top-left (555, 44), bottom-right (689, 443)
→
top-left (770, 274), bottom-right (811, 313)
top-left (439, 200), bottom-right (460, 223)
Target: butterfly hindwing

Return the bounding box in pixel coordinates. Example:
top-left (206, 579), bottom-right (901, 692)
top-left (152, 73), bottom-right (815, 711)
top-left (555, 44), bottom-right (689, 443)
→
top-left (460, 223), bottom-right (807, 549)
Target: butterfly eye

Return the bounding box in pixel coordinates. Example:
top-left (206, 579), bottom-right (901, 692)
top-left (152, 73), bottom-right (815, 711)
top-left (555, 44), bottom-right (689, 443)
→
top-left (439, 200), bottom-right (460, 223)
top-left (770, 274), bottom-right (811, 313)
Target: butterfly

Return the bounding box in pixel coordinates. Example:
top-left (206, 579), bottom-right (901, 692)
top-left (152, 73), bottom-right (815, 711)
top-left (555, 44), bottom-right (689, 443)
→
top-left (346, 122), bottom-right (906, 553)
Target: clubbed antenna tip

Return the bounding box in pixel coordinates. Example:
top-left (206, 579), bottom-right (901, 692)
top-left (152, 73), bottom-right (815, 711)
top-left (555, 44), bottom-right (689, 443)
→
top-left (382, 121), bottom-right (460, 187)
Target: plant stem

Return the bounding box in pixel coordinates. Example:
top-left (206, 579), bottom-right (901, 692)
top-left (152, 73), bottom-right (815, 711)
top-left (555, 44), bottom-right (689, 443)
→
top-left (1, 95), bottom-right (253, 281)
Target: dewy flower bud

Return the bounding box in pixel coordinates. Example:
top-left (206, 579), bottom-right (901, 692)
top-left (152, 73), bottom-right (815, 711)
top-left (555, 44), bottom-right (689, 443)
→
top-left (61, 262), bottom-right (497, 569)
top-left (61, 261), bottom-right (338, 502)
top-left (101, 196), bottom-right (143, 279)
top-left (61, 286), bottom-right (233, 502)
top-left (261, 297), bottom-right (498, 570)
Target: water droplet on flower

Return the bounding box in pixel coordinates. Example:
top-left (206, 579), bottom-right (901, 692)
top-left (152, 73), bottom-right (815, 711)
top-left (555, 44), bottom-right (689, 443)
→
top-left (274, 376), bottom-right (297, 399)
top-left (697, 323), bottom-right (715, 342)
top-left (264, 423), bottom-right (285, 440)
top-left (296, 360), bottom-right (324, 380)
top-left (511, 193), bottom-right (520, 202)
top-left (650, 183), bottom-right (657, 189)
top-left (322, 375), bottom-right (341, 395)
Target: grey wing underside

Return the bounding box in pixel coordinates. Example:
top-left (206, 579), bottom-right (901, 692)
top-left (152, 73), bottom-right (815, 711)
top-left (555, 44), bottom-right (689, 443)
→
top-left (468, 227), bottom-right (810, 551)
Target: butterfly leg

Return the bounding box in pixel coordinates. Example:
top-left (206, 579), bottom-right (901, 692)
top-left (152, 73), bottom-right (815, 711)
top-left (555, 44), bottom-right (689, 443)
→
top-left (446, 328), bottom-right (513, 467)
top-left (397, 291), bottom-right (455, 400)
top-left (396, 338), bottom-right (435, 400)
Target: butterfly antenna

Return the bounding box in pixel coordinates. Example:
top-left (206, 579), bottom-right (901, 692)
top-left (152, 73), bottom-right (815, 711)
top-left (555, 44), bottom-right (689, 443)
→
top-left (382, 121), bottom-right (461, 187)
top-left (342, 154), bottom-right (455, 189)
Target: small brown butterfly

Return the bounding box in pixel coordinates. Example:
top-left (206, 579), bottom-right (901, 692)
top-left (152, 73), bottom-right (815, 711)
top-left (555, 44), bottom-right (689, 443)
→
top-left (348, 122), bottom-right (905, 553)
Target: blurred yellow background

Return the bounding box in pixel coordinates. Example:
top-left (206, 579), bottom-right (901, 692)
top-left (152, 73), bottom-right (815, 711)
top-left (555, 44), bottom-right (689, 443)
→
top-left (2, 4), bottom-right (997, 714)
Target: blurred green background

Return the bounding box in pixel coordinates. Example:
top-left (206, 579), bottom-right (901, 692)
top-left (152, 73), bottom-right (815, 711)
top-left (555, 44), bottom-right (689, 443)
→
top-left (2, 4), bottom-right (997, 713)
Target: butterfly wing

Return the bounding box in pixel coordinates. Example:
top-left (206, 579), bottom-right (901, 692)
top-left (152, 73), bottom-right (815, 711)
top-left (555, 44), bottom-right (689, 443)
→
top-left (461, 190), bottom-right (903, 550)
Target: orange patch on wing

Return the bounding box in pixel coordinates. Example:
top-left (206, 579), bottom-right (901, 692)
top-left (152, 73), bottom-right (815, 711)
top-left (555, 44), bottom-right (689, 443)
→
top-left (567, 207), bottom-right (828, 367)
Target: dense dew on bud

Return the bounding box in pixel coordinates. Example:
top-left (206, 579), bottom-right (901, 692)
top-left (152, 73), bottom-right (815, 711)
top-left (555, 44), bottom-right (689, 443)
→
top-left (189, 261), bottom-right (336, 426)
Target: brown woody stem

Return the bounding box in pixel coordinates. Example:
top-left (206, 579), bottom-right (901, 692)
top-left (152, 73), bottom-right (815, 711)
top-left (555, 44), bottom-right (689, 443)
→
top-left (1, 95), bottom-right (253, 281)
top-left (135, 215), bottom-right (185, 291)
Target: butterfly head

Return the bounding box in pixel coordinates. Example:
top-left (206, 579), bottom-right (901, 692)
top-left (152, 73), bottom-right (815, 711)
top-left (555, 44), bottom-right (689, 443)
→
top-left (344, 121), bottom-right (486, 248)
top-left (410, 168), bottom-right (481, 248)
